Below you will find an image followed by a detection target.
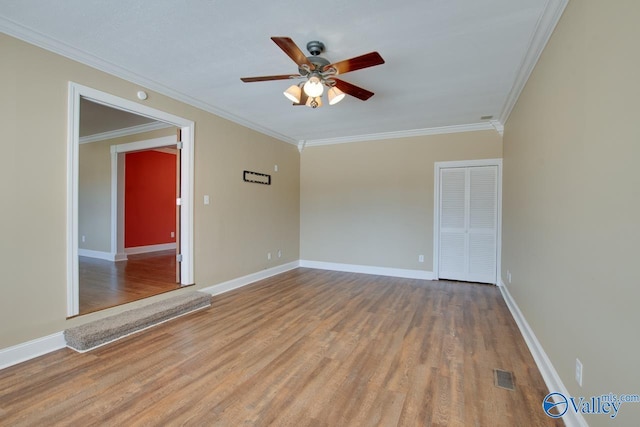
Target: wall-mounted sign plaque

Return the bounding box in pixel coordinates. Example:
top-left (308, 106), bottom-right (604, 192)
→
top-left (243, 170), bottom-right (271, 185)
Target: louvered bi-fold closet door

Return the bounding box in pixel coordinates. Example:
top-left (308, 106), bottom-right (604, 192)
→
top-left (439, 166), bottom-right (497, 284)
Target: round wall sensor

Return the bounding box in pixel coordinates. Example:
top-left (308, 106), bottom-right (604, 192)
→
top-left (137, 91), bottom-right (148, 100)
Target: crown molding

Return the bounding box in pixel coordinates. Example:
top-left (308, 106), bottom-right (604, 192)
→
top-left (303, 122), bottom-right (499, 148)
top-left (0, 17), bottom-right (298, 146)
top-left (79, 121), bottom-right (173, 144)
top-left (297, 140), bottom-right (307, 153)
top-left (490, 120), bottom-right (504, 136)
top-left (499, 0), bottom-right (569, 125)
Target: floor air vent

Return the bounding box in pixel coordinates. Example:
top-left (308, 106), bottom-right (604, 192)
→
top-left (494, 369), bottom-right (515, 390)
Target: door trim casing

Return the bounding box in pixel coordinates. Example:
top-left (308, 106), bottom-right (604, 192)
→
top-left (67, 82), bottom-right (195, 317)
top-left (433, 158), bottom-right (502, 285)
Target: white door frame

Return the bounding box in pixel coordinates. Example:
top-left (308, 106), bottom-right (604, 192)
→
top-left (67, 82), bottom-right (195, 317)
top-left (433, 158), bottom-right (502, 285)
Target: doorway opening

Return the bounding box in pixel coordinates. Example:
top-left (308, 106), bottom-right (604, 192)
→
top-left (78, 136), bottom-right (181, 314)
top-left (68, 83), bottom-right (194, 317)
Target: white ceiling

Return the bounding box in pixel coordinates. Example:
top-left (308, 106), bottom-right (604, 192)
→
top-left (0, 1), bottom-right (567, 146)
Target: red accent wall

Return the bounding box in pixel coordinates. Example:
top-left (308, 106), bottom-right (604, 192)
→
top-left (125, 150), bottom-right (176, 248)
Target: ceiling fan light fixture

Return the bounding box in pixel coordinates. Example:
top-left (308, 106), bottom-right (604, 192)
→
top-left (303, 75), bottom-right (324, 97)
top-left (241, 37), bottom-right (383, 109)
top-left (283, 84), bottom-right (301, 103)
top-left (327, 87), bottom-right (346, 105)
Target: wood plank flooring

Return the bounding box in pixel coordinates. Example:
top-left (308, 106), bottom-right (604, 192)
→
top-left (0, 268), bottom-right (563, 426)
top-left (79, 250), bottom-right (179, 315)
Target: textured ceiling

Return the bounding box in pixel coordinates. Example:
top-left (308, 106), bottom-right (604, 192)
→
top-left (0, 0), bottom-right (567, 145)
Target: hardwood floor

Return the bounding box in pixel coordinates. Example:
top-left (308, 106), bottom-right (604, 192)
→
top-left (0, 269), bottom-right (563, 426)
top-left (79, 250), bottom-right (179, 315)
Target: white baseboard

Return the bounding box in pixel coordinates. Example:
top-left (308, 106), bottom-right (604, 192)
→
top-left (498, 279), bottom-right (588, 427)
top-left (0, 332), bottom-right (66, 371)
top-left (299, 260), bottom-right (434, 280)
top-left (125, 243), bottom-right (177, 255)
top-left (78, 249), bottom-right (129, 261)
top-left (78, 249), bottom-right (116, 261)
top-left (200, 261), bottom-right (300, 296)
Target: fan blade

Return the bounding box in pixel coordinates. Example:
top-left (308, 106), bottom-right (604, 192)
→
top-left (334, 79), bottom-right (375, 101)
top-left (324, 52), bottom-right (385, 75)
top-left (241, 74), bottom-right (299, 82)
top-left (271, 37), bottom-right (314, 69)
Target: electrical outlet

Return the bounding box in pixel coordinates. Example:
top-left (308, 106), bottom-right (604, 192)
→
top-left (418, 254), bottom-right (424, 263)
top-left (81, 235), bottom-right (86, 243)
top-left (507, 270), bottom-right (512, 284)
top-left (267, 252), bottom-right (271, 260)
top-left (171, 231), bottom-right (175, 238)
top-left (277, 250), bottom-right (282, 258)
top-left (575, 358), bottom-right (583, 386)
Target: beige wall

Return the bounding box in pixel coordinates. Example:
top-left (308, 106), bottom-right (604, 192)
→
top-left (78, 140), bottom-right (112, 252)
top-left (301, 131), bottom-right (502, 270)
top-left (0, 33), bottom-right (300, 348)
top-left (502, 0), bottom-right (640, 425)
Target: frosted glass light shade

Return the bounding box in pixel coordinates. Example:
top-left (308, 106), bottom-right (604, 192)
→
top-left (283, 84), bottom-right (301, 103)
top-left (327, 87), bottom-right (346, 105)
top-left (303, 76), bottom-right (324, 97)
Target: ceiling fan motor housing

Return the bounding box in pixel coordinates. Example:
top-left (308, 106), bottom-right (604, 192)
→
top-left (297, 41), bottom-right (329, 74)
top-left (306, 40), bottom-right (325, 56)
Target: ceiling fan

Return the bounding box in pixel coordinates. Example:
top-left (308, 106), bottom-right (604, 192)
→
top-left (241, 37), bottom-right (385, 108)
